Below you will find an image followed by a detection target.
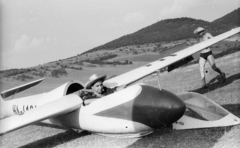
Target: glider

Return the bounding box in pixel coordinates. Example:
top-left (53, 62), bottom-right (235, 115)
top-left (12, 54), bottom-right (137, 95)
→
top-left (0, 27), bottom-right (240, 138)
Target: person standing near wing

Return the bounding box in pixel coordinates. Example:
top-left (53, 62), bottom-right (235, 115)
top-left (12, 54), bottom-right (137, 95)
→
top-left (194, 27), bottom-right (226, 88)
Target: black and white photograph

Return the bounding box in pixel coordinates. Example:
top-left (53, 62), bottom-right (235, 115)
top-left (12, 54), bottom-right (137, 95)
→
top-left (0, 0), bottom-right (240, 147)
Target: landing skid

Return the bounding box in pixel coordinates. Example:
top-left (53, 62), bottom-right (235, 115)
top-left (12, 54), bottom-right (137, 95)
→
top-left (95, 130), bottom-right (154, 138)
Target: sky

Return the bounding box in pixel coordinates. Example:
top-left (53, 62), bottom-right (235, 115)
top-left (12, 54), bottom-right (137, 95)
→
top-left (1, 0), bottom-right (239, 70)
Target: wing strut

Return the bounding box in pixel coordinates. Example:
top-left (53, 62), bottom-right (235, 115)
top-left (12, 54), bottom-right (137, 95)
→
top-left (156, 70), bottom-right (162, 90)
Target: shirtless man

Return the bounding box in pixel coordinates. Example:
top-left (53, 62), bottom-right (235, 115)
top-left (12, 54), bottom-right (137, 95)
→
top-left (194, 27), bottom-right (226, 88)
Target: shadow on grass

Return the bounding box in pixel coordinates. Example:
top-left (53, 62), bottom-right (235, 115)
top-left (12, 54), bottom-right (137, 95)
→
top-left (34, 122), bottom-right (69, 130)
top-left (222, 104), bottom-right (240, 117)
top-left (127, 126), bottom-right (233, 148)
top-left (189, 72), bottom-right (240, 94)
top-left (127, 103), bottom-right (240, 148)
top-left (17, 104), bottom-right (239, 148)
top-left (19, 130), bottom-right (90, 148)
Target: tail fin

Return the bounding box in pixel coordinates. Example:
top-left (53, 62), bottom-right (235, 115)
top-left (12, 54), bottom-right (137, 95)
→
top-left (1, 78), bottom-right (45, 99)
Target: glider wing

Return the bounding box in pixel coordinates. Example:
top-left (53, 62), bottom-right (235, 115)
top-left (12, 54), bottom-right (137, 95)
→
top-left (1, 78), bottom-right (46, 99)
top-left (104, 27), bottom-right (240, 88)
top-left (0, 94), bottom-right (82, 135)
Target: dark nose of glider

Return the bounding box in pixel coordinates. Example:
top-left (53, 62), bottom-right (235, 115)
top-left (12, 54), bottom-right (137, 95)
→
top-left (94, 84), bottom-right (186, 129)
top-left (132, 85), bottom-right (186, 128)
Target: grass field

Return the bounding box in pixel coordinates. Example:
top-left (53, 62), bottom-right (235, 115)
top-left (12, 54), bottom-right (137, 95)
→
top-left (110, 40), bottom-right (240, 63)
top-left (0, 51), bottom-right (240, 148)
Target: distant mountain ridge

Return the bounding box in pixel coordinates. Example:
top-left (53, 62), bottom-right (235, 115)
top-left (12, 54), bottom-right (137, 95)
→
top-left (83, 18), bottom-right (229, 54)
top-left (212, 8), bottom-right (240, 27)
top-left (83, 8), bottom-right (240, 54)
top-left (1, 7), bottom-right (239, 73)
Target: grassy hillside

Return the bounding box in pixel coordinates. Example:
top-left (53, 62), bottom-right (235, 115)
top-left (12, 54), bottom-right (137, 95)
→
top-left (1, 8), bottom-right (239, 79)
top-left (89, 7), bottom-right (240, 54)
top-left (1, 40), bottom-right (239, 84)
top-left (1, 51), bottom-right (239, 148)
top-left (84, 17), bottom-right (231, 54)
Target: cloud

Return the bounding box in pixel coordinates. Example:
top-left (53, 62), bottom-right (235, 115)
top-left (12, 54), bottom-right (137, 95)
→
top-left (123, 12), bottom-right (145, 24)
top-left (14, 34), bottom-right (50, 52)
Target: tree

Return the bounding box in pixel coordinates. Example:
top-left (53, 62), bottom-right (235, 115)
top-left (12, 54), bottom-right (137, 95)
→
top-left (133, 51), bottom-right (138, 55)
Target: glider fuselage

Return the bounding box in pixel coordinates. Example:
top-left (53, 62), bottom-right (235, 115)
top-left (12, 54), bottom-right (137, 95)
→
top-left (50, 84), bottom-right (186, 137)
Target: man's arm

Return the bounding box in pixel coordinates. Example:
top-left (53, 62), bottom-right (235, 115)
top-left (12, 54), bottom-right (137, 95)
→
top-left (78, 89), bottom-right (95, 99)
top-left (205, 33), bottom-right (214, 40)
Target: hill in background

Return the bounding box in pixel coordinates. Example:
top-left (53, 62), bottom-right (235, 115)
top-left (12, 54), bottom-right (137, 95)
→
top-left (83, 7), bottom-right (240, 54)
top-left (1, 8), bottom-right (240, 81)
top-left (84, 17), bottom-right (231, 54)
top-left (212, 8), bottom-right (240, 27)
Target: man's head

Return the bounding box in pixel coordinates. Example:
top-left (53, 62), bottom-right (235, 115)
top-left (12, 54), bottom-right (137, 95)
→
top-left (91, 80), bottom-right (104, 94)
top-left (194, 27), bottom-right (206, 36)
top-left (85, 74), bottom-right (106, 94)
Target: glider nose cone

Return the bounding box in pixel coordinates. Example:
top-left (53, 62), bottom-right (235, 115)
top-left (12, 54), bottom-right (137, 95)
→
top-left (161, 91), bottom-right (186, 124)
top-left (136, 85), bottom-right (186, 128)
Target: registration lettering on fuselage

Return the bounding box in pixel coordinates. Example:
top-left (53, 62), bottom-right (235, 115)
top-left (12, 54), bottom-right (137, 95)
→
top-left (12, 104), bottom-right (37, 115)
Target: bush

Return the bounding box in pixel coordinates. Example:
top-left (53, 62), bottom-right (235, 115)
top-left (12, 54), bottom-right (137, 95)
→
top-left (14, 74), bottom-right (34, 81)
top-left (85, 59), bottom-right (132, 66)
top-left (0, 68), bottom-right (32, 77)
top-left (68, 66), bottom-right (83, 70)
top-left (31, 70), bottom-right (47, 77)
top-left (133, 51), bottom-right (138, 55)
top-left (51, 68), bottom-right (68, 77)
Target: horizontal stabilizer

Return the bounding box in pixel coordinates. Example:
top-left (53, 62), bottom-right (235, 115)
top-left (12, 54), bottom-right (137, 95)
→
top-left (0, 94), bottom-right (82, 135)
top-left (173, 92), bottom-right (240, 130)
top-left (1, 78), bottom-right (45, 99)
